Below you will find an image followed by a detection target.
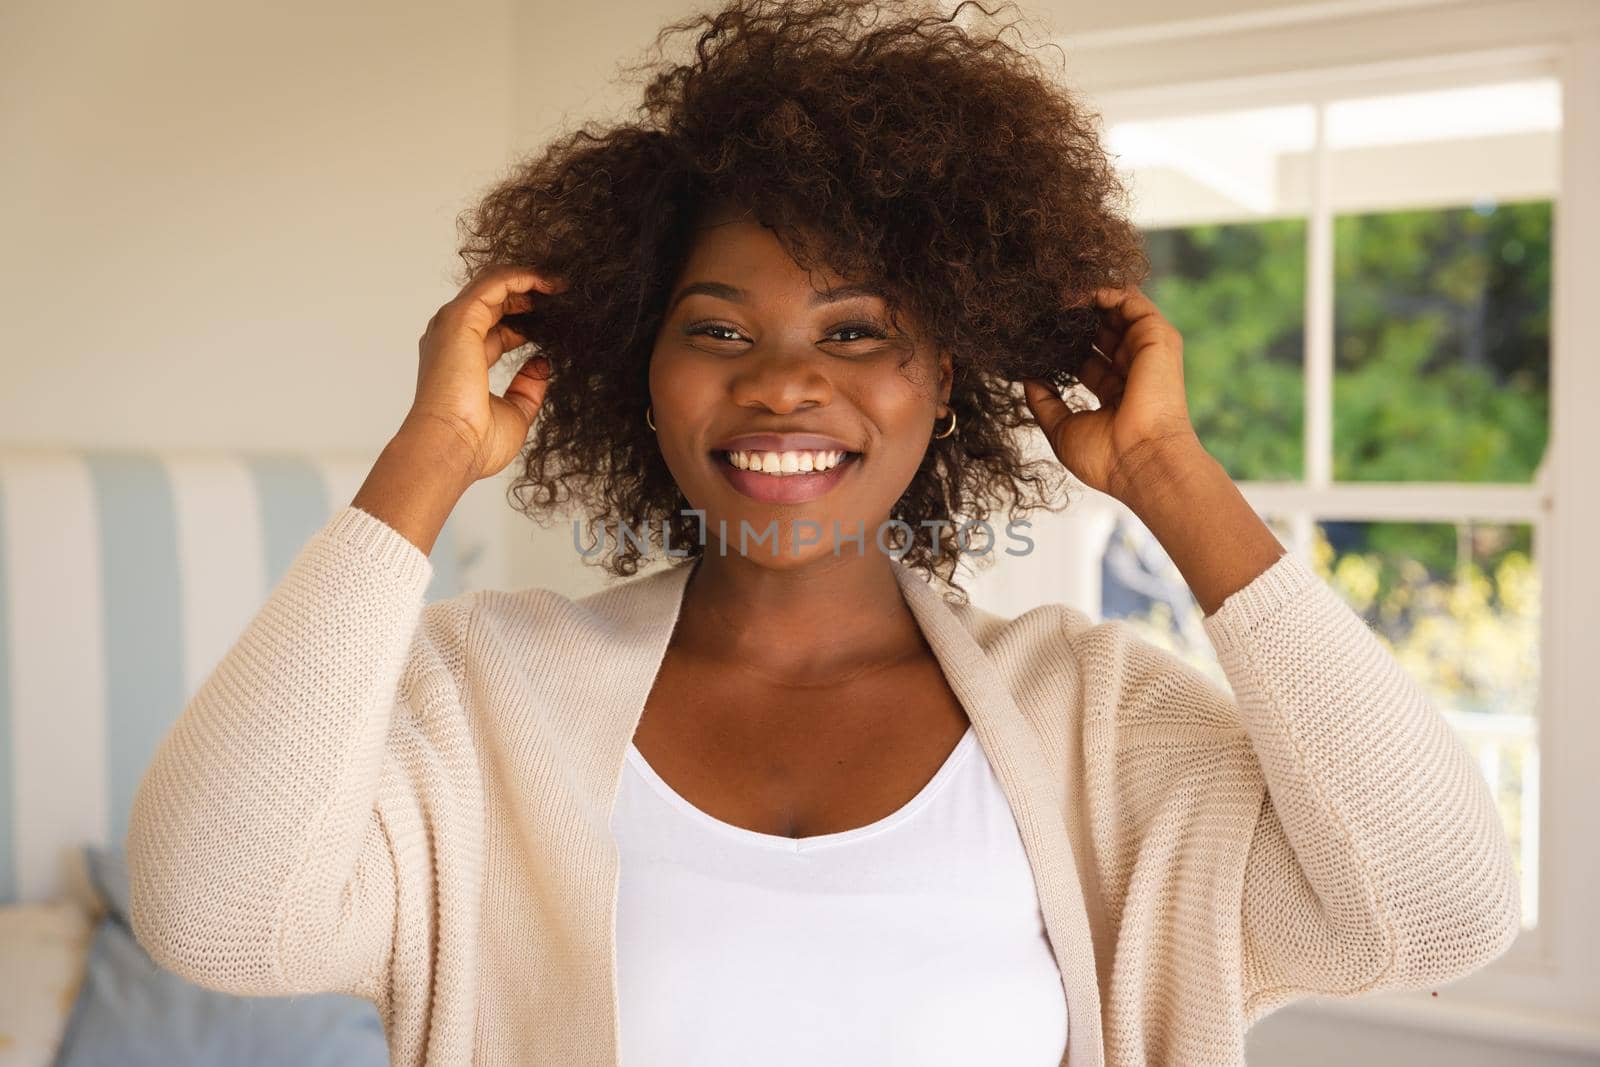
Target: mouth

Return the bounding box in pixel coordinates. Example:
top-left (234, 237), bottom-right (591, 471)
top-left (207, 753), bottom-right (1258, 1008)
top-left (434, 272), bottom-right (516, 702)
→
top-left (710, 447), bottom-right (863, 503)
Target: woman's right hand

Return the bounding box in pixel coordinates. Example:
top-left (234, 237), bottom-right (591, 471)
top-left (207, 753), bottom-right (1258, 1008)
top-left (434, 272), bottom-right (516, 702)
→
top-left (406, 264), bottom-right (570, 482)
top-left (352, 265), bottom-right (569, 555)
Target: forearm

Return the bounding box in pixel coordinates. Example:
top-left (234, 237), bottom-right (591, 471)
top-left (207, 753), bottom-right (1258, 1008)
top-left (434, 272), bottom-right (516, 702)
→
top-left (1116, 440), bottom-right (1286, 617)
top-left (352, 415), bottom-right (481, 556)
top-left (1198, 551), bottom-right (1521, 995)
top-left (126, 506), bottom-right (436, 994)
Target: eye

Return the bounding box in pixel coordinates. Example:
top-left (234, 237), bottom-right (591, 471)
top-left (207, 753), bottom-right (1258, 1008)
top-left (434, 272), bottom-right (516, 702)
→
top-left (686, 322), bottom-right (748, 343)
top-left (827, 321), bottom-right (889, 343)
top-left (684, 320), bottom-right (890, 345)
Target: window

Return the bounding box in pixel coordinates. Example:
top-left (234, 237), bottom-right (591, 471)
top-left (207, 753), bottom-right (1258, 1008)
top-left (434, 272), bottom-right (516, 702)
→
top-left (952, 60), bottom-right (1589, 1024)
top-left (1094, 76), bottom-right (1557, 931)
top-left (1085, 78), bottom-right (1557, 934)
top-left (958, 8), bottom-right (1600, 1038)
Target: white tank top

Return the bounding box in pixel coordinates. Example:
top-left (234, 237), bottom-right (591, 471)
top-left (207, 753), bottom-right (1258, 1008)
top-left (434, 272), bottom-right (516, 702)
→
top-left (610, 724), bottom-right (1070, 1066)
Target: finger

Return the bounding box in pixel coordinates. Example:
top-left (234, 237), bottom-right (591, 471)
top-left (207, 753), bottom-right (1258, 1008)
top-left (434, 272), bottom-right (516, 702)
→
top-left (475, 262), bottom-right (570, 300)
top-left (1023, 377), bottom-right (1113, 474)
top-left (482, 395), bottom-right (536, 475)
top-left (485, 321), bottom-right (530, 365)
top-left (500, 357), bottom-right (552, 427)
top-left (1119, 327), bottom-right (1183, 413)
top-left (1069, 292), bottom-right (1135, 377)
top-left (1092, 322), bottom-right (1128, 376)
top-left (482, 287), bottom-right (542, 365)
top-left (501, 289), bottom-right (535, 318)
top-left (1021, 377), bottom-right (1074, 441)
top-left (1090, 285), bottom-right (1161, 333)
top-left (1074, 356), bottom-right (1119, 406)
top-left (516, 353), bottom-right (553, 385)
top-left (1094, 320), bottom-right (1120, 351)
top-left (450, 266), bottom-right (570, 341)
top-left (1100, 287), bottom-right (1183, 372)
top-left (1100, 375), bottom-right (1126, 410)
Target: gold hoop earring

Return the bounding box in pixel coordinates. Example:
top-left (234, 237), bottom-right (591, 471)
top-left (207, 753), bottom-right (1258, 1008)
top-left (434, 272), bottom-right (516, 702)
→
top-left (645, 405), bottom-right (656, 432)
top-left (933, 409), bottom-right (957, 440)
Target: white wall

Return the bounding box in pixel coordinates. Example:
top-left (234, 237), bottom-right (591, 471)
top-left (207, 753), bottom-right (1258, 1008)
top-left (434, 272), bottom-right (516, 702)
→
top-left (0, 0), bottom-right (537, 591)
top-left (0, 0), bottom-right (515, 455)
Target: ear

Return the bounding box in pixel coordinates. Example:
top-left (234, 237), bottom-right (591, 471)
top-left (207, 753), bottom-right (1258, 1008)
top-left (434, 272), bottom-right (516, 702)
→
top-left (937, 348), bottom-right (954, 412)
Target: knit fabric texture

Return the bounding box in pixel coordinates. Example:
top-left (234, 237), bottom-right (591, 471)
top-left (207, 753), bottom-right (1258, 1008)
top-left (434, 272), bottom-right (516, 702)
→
top-left (126, 505), bottom-right (1521, 1066)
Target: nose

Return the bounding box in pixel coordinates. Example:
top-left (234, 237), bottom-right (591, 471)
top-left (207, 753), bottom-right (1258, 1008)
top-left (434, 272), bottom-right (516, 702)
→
top-left (728, 346), bottom-right (834, 414)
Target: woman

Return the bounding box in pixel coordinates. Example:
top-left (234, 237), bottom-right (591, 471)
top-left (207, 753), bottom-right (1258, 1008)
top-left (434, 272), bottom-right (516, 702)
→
top-left (125, 1), bottom-right (1520, 1065)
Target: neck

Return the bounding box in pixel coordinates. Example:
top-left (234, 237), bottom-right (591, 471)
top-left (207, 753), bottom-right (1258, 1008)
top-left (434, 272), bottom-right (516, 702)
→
top-left (672, 541), bottom-right (928, 686)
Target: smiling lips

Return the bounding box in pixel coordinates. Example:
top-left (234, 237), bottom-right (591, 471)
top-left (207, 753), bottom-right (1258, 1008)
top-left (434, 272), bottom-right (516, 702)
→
top-left (726, 448), bottom-right (848, 474)
top-left (714, 450), bottom-right (860, 503)
top-left (707, 433), bottom-right (863, 503)
top-left (713, 444), bottom-right (864, 502)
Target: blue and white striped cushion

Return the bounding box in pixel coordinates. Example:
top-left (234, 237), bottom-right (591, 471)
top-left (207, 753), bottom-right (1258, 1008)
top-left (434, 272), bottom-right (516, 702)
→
top-left (0, 450), bottom-right (476, 904)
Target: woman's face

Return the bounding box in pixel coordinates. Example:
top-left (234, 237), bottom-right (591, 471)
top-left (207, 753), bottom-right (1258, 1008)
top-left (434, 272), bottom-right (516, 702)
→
top-left (648, 205), bottom-right (952, 569)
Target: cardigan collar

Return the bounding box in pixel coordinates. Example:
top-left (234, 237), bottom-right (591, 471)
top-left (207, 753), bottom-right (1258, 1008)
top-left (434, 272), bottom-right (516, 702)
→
top-left (569, 554), bottom-right (1105, 1067)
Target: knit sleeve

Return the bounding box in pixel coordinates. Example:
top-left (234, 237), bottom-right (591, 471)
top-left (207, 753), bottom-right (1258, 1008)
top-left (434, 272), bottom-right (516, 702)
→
top-left (1197, 549), bottom-right (1522, 1021)
top-left (124, 504), bottom-right (469, 1006)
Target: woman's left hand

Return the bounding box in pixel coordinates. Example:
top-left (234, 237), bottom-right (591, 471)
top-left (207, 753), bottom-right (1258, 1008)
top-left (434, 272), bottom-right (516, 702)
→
top-left (1021, 285), bottom-right (1207, 506)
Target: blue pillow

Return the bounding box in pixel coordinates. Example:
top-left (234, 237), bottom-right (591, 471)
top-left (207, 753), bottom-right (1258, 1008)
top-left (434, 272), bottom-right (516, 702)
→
top-left (52, 846), bottom-right (390, 1067)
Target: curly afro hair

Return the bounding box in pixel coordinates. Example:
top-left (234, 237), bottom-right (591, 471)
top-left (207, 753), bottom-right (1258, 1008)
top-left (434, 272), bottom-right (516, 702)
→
top-left (455, 0), bottom-right (1150, 599)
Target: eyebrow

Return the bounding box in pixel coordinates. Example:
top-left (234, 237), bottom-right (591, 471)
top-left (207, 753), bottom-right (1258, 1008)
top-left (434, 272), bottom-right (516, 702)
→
top-left (667, 280), bottom-right (886, 313)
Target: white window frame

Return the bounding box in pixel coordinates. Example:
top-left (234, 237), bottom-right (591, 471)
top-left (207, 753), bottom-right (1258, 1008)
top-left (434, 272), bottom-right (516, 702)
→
top-left (991, 24), bottom-right (1600, 1054)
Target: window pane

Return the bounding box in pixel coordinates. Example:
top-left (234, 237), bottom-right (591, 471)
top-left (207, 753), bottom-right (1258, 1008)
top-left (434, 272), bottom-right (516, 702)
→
top-left (1313, 519), bottom-right (1540, 927)
top-left (1098, 512), bottom-right (1295, 692)
top-left (1330, 80), bottom-right (1557, 482)
top-left (1107, 105), bottom-right (1315, 483)
top-left (1145, 222), bottom-right (1306, 482)
top-left (1333, 202), bottom-right (1551, 482)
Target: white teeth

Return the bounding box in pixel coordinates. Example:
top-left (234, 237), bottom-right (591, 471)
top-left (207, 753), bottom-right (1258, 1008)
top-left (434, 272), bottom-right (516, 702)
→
top-left (726, 448), bottom-right (851, 475)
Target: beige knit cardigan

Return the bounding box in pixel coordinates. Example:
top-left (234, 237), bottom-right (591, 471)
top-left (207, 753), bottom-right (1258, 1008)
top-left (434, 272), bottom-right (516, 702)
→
top-left (126, 505), bottom-right (1520, 1066)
